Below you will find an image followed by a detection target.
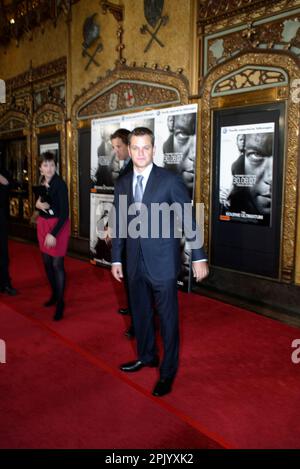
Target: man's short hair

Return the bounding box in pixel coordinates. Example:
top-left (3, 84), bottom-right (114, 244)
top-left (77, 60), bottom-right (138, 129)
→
top-left (128, 127), bottom-right (155, 146)
top-left (110, 128), bottom-right (130, 145)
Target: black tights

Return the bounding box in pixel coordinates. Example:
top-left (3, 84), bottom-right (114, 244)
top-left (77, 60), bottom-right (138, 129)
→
top-left (42, 253), bottom-right (65, 304)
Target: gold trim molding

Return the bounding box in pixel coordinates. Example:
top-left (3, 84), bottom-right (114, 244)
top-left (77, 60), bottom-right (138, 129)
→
top-left (0, 110), bottom-right (30, 137)
top-left (70, 65), bottom-right (190, 236)
top-left (199, 52), bottom-right (300, 282)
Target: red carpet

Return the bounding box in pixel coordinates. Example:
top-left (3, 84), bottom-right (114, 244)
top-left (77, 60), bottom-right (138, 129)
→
top-left (1, 240), bottom-right (300, 448)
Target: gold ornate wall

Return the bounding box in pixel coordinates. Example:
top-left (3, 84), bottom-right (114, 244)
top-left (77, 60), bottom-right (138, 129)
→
top-left (196, 0), bottom-right (300, 285)
top-left (0, 0), bottom-right (196, 231)
top-left (199, 52), bottom-right (300, 283)
top-left (0, 14), bottom-right (68, 80)
top-left (0, 57), bottom-right (67, 219)
top-left (67, 0), bottom-right (195, 108)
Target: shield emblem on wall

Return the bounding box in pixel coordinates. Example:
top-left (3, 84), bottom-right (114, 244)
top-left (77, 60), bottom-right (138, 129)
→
top-left (124, 88), bottom-right (135, 107)
top-left (144, 0), bottom-right (164, 28)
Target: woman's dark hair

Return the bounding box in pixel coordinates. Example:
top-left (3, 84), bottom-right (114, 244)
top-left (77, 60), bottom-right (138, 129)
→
top-left (38, 151), bottom-right (57, 167)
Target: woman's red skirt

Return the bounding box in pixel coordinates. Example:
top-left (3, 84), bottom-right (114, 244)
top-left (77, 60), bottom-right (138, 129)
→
top-left (37, 217), bottom-right (70, 257)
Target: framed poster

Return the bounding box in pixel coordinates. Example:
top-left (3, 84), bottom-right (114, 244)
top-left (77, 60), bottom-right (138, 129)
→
top-left (90, 192), bottom-right (114, 267)
top-left (218, 122), bottom-right (274, 226)
top-left (90, 104), bottom-right (197, 198)
top-left (211, 102), bottom-right (285, 278)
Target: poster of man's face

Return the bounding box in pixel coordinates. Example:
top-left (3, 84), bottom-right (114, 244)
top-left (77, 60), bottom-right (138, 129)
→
top-left (155, 107), bottom-right (197, 199)
top-left (219, 122), bottom-right (274, 226)
top-left (91, 118), bottom-right (155, 190)
top-left (90, 193), bottom-right (114, 266)
top-left (91, 122), bottom-right (120, 191)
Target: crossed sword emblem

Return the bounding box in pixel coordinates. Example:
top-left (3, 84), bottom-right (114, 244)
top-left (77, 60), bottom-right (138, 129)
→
top-left (140, 15), bottom-right (169, 53)
top-left (82, 42), bottom-right (103, 70)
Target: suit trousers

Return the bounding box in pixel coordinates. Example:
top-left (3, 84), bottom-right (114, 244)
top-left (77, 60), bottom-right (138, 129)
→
top-left (127, 248), bottom-right (179, 379)
top-left (0, 208), bottom-right (10, 288)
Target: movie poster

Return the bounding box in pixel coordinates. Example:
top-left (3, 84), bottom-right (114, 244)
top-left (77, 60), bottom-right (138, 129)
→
top-left (154, 105), bottom-right (197, 199)
top-left (219, 122), bottom-right (274, 226)
top-left (90, 105), bottom-right (197, 197)
top-left (91, 114), bottom-right (155, 193)
top-left (90, 193), bottom-right (114, 267)
top-left (90, 104), bottom-right (198, 289)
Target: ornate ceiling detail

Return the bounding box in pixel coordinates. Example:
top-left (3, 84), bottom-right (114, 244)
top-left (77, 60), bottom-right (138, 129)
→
top-left (35, 109), bottom-right (61, 127)
top-left (100, 0), bottom-right (125, 65)
top-left (72, 63), bottom-right (189, 120)
top-left (204, 10), bottom-right (300, 77)
top-left (0, 0), bottom-right (79, 47)
top-left (212, 66), bottom-right (287, 96)
top-left (0, 57), bottom-right (66, 119)
top-left (77, 80), bottom-right (180, 119)
top-left (0, 116), bottom-right (26, 133)
top-left (198, 0), bottom-right (285, 26)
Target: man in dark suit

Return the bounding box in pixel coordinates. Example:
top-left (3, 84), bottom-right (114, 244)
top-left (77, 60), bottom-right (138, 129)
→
top-left (109, 129), bottom-right (135, 338)
top-left (0, 168), bottom-right (17, 295)
top-left (111, 127), bottom-right (208, 397)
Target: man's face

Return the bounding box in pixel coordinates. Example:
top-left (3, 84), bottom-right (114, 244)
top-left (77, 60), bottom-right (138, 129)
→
top-left (111, 137), bottom-right (129, 161)
top-left (129, 134), bottom-right (154, 172)
top-left (244, 133), bottom-right (273, 215)
top-left (173, 114), bottom-right (196, 191)
top-left (236, 134), bottom-right (245, 152)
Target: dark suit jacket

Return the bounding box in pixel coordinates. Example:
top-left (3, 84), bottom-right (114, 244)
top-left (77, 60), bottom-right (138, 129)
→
top-left (112, 164), bottom-right (206, 281)
top-left (118, 158), bottom-right (133, 179)
top-left (0, 169), bottom-right (11, 215)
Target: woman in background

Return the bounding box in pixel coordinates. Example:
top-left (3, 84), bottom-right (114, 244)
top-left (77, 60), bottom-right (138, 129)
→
top-left (36, 152), bottom-right (70, 320)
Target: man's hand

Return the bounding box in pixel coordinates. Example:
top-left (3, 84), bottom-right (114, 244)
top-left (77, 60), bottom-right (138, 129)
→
top-left (219, 187), bottom-right (231, 208)
top-left (111, 264), bottom-right (123, 282)
top-left (103, 227), bottom-right (112, 247)
top-left (44, 233), bottom-right (56, 248)
top-left (0, 174), bottom-right (9, 186)
top-left (192, 261), bottom-right (209, 282)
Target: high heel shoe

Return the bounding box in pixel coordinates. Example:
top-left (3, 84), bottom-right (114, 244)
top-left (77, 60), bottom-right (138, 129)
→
top-left (53, 301), bottom-right (64, 321)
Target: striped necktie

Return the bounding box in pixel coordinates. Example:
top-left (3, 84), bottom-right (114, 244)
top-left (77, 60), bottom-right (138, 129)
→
top-left (134, 175), bottom-right (144, 204)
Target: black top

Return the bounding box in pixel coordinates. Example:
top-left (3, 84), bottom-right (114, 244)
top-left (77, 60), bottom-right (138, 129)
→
top-left (37, 173), bottom-right (69, 237)
top-left (118, 158), bottom-right (133, 179)
top-left (0, 168), bottom-right (11, 213)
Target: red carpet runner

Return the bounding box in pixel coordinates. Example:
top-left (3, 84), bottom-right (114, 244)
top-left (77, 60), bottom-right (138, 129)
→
top-left (0, 240), bottom-right (300, 448)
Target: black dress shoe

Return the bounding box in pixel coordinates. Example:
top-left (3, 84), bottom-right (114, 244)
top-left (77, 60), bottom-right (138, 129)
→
top-left (1, 285), bottom-right (18, 296)
top-left (152, 378), bottom-right (174, 397)
top-left (124, 324), bottom-right (135, 339)
top-left (118, 308), bottom-right (129, 315)
top-left (44, 296), bottom-right (57, 307)
top-left (53, 301), bottom-right (64, 321)
top-left (120, 356), bottom-right (159, 372)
